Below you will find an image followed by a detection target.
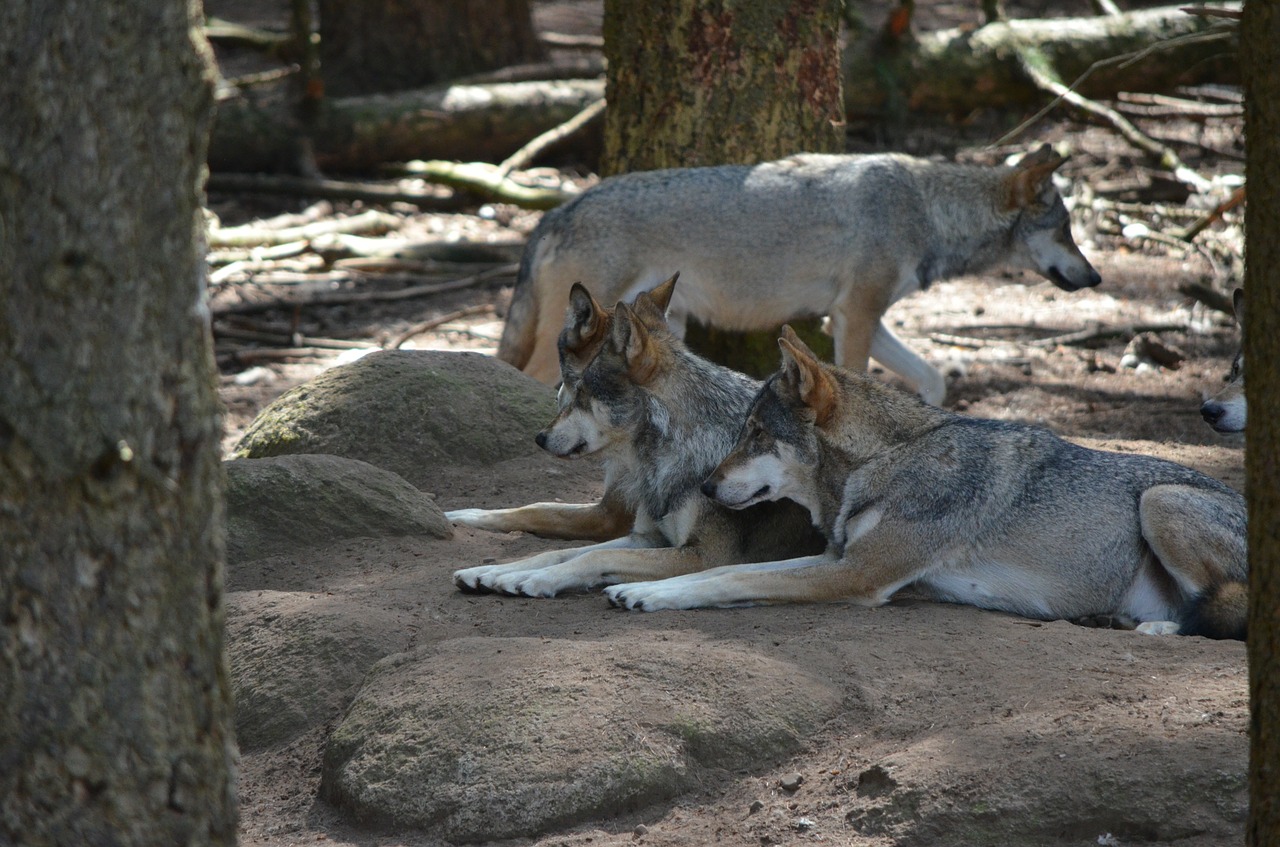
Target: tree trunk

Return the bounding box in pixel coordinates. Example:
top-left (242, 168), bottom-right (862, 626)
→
top-left (602, 0), bottom-right (844, 174)
top-left (317, 0), bottom-right (544, 97)
top-left (1243, 3), bottom-right (1280, 844)
top-left (0, 2), bottom-right (236, 844)
top-left (601, 0), bottom-right (843, 373)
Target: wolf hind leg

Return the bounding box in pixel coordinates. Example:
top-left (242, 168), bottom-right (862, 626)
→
top-left (1138, 484), bottom-right (1248, 640)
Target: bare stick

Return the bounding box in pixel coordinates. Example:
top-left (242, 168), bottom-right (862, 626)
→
top-left (1176, 185), bottom-right (1247, 240)
top-left (206, 172), bottom-right (465, 211)
top-left (207, 209), bottom-right (402, 249)
top-left (387, 304), bottom-right (494, 349)
top-left (497, 98), bottom-right (607, 177)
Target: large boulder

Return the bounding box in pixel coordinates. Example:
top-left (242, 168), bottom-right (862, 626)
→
top-left (226, 590), bottom-right (406, 751)
top-left (224, 453), bottom-right (451, 564)
top-left (319, 636), bottom-right (845, 842)
top-left (231, 350), bottom-right (555, 487)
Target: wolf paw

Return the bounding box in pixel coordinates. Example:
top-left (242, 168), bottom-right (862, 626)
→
top-left (604, 581), bottom-right (684, 612)
top-left (1135, 620), bottom-right (1181, 636)
top-left (445, 508), bottom-right (497, 530)
top-left (453, 564), bottom-right (503, 593)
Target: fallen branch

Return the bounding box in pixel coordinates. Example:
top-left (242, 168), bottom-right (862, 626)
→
top-left (498, 97), bottom-right (607, 177)
top-left (1176, 184), bottom-right (1246, 240)
top-left (207, 172), bottom-right (466, 210)
top-left (1177, 281), bottom-right (1236, 315)
top-left (394, 160), bottom-right (575, 210)
top-left (210, 263), bottom-right (517, 316)
top-left (387, 304), bottom-right (494, 349)
top-left (1028, 322), bottom-right (1189, 348)
top-left (207, 209), bottom-right (401, 249)
top-left (214, 325), bottom-right (372, 350)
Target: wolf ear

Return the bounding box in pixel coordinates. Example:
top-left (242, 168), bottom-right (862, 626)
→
top-left (1003, 144), bottom-right (1066, 210)
top-left (563, 282), bottom-right (608, 353)
top-left (1232, 287), bottom-right (1245, 327)
top-left (613, 304), bottom-right (661, 383)
top-left (631, 272), bottom-right (679, 329)
top-left (778, 327), bottom-right (837, 426)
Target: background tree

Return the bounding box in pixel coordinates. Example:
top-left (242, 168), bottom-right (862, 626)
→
top-left (0, 2), bottom-right (237, 843)
top-left (601, 0), bottom-right (845, 371)
top-left (318, 0), bottom-right (544, 96)
top-left (1244, 2), bottom-right (1280, 844)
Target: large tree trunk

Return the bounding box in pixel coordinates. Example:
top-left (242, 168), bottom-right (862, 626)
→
top-left (1244, 3), bottom-right (1280, 845)
top-left (601, 0), bottom-right (843, 373)
top-left (0, 2), bottom-right (236, 844)
top-left (602, 0), bottom-right (844, 174)
top-left (317, 0), bottom-right (544, 97)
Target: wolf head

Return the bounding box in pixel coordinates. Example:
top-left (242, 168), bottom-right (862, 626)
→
top-left (1201, 288), bottom-right (1246, 434)
top-left (536, 275), bottom-right (678, 458)
top-left (1003, 145), bottom-right (1102, 292)
top-left (701, 326), bottom-right (835, 512)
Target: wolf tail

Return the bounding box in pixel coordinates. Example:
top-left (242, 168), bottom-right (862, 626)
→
top-left (497, 245), bottom-right (539, 370)
top-left (1179, 581), bottom-right (1248, 641)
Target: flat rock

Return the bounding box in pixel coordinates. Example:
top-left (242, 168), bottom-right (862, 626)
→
top-left (319, 635), bottom-right (844, 842)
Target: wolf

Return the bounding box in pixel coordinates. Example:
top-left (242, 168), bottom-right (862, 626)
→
top-left (605, 327), bottom-right (1248, 640)
top-left (452, 283), bottom-right (824, 597)
top-left (498, 144), bottom-right (1101, 405)
top-left (1201, 288), bottom-right (1245, 434)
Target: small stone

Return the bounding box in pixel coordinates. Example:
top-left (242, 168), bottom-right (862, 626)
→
top-left (633, 823), bottom-right (648, 838)
top-left (482, 557), bottom-right (497, 564)
top-left (780, 773), bottom-right (804, 792)
top-left (748, 799), bottom-right (764, 815)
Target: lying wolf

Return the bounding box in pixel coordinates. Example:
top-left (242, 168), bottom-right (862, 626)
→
top-left (452, 282), bottom-right (823, 597)
top-left (606, 328), bottom-right (1247, 640)
top-left (499, 145), bottom-right (1101, 405)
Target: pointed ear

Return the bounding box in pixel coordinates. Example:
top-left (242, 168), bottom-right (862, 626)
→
top-left (612, 304), bottom-right (660, 383)
top-left (562, 282), bottom-right (607, 353)
top-left (1002, 144), bottom-right (1066, 210)
top-left (778, 330), bottom-right (837, 426)
top-left (1232, 287), bottom-right (1245, 327)
top-left (631, 272), bottom-right (679, 329)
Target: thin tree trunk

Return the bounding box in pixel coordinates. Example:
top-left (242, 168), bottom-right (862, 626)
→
top-left (0, 2), bottom-right (237, 843)
top-left (1243, 2), bottom-right (1280, 844)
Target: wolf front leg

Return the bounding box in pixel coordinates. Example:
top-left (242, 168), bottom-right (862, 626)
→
top-left (446, 491), bottom-right (633, 541)
top-left (603, 553), bottom-right (850, 611)
top-left (483, 544), bottom-right (707, 598)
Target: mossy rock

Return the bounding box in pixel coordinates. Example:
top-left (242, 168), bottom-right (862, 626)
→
top-left (232, 351), bottom-right (555, 486)
top-left (224, 453), bottom-right (451, 564)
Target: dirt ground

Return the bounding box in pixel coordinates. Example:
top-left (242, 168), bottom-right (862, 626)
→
top-left (207, 3), bottom-right (1251, 845)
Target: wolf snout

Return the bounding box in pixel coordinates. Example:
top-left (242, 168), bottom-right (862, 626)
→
top-left (535, 430), bottom-right (549, 450)
top-left (1048, 265), bottom-right (1101, 291)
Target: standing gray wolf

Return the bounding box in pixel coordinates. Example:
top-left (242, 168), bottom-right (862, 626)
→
top-left (498, 144), bottom-right (1101, 405)
top-left (1201, 288), bottom-right (1245, 434)
top-left (452, 282), bottom-right (824, 597)
top-left (605, 327), bottom-right (1248, 640)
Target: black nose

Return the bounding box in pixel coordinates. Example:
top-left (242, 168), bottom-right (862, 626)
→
top-left (1201, 403), bottom-right (1224, 425)
top-left (700, 479), bottom-right (717, 498)
top-left (1086, 268), bottom-right (1102, 287)
top-left (535, 431), bottom-right (548, 449)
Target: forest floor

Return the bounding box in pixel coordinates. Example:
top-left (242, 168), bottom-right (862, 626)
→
top-left (205, 2), bottom-right (1251, 845)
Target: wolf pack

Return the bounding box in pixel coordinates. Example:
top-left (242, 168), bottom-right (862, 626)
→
top-left (447, 145), bottom-right (1250, 641)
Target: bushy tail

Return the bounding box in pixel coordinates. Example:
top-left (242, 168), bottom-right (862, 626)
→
top-left (497, 246), bottom-right (539, 369)
top-left (1179, 581), bottom-right (1248, 641)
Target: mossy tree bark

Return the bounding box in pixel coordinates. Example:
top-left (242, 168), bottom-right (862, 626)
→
top-left (317, 0), bottom-right (544, 97)
top-left (1243, 2), bottom-right (1280, 845)
top-left (601, 0), bottom-right (844, 374)
top-left (0, 2), bottom-right (237, 844)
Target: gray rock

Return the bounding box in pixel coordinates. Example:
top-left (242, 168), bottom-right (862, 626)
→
top-left (320, 636), bottom-right (843, 842)
top-left (226, 591), bottom-right (405, 751)
top-left (231, 350), bottom-right (555, 486)
top-left (225, 453), bottom-right (450, 564)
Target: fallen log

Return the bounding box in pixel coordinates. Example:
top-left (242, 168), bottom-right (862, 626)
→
top-left (207, 5), bottom-right (1235, 174)
top-left (845, 3), bottom-right (1238, 117)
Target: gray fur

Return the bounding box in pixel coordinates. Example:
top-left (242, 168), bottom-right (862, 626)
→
top-left (498, 146), bottom-right (1101, 405)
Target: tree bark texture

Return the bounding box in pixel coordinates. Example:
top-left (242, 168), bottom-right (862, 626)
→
top-left (317, 0), bottom-right (544, 97)
top-left (1244, 3), bottom-right (1280, 844)
top-left (602, 0), bottom-right (845, 175)
top-left (0, 3), bottom-right (237, 845)
top-left (846, 3), bottom-right (1238, 119)
top-left (599, 0), bottom-right (843, 372)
